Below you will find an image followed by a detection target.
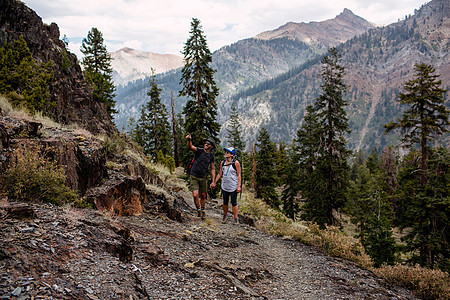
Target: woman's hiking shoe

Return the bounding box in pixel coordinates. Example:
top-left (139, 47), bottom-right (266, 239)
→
top-left (200, 210), bottom-right (206, 220)
top-left (197, 209), bottom-right (202, 217)
top-left (222, 215), bottom-right (228, 224)
top-left (234, 218), bottom-right (239, 224)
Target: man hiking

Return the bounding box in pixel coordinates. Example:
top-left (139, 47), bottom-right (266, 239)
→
top-left (186, 133), bottom-right (216, 220)
top-left (211, 146), bottom-right (241, 224)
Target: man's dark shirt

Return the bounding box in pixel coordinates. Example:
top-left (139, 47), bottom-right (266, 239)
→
top-left (190, 148), bottom-right (215, 178)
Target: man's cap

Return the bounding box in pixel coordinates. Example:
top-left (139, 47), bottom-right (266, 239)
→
top-left (203, 138), bottom-right (216, 149)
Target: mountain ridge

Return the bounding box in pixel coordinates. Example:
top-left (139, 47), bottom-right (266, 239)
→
top-left (113, 8), bottom-right (375, 131)
top-left (255, 8), bottom-right (374, 46)
top-left (228, 0), bottom-right (449, 151)
top-left (110, 47), bottom-right (184, 86)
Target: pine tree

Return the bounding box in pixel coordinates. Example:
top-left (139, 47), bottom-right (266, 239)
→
top-left (255, 127), bottom-right (279, 207)
top-left (180, 18), bottom-right (220, 157)
top-left (395, 148), bottom-right (449, 271)
top-left (80, 27), bottom-right (116, 118)
top-left (274, 141), bottom-right (289, 186)
top-left (281, 145), bottom-right (300, 219)
top-left (303, 48), bottom-right (351, 226)
top-left (225, 105), bottom-right (245, 155)
top-left (345, 155), bottom-right (397, 267)
top-left (385, 63), bottom-right (448, 185)
top-left (134, 72), bottom-right (172, 160)
top-left (384, 64), bottom-right (449, 270)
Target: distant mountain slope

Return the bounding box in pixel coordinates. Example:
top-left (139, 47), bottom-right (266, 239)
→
top-left (114, 9), bottom-right (375, 131)
top-left (111, 48), bottom-right (183, 86)
top-left (256, 9), bottom-right (374, 46)
top-left (229, 0), bottom-right (449, 152)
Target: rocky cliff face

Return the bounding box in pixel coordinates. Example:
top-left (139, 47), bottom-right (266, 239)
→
top-left (0, 0), bottom-right (187, 220)
top-left (0, 0), bottom-right (116, 135)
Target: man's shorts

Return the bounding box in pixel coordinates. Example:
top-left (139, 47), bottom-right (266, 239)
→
top-left (189, 175), bottom-right (208, 194)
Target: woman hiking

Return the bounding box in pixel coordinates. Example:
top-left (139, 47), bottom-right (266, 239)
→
top-left (211, 147), bottom-right (241, 224)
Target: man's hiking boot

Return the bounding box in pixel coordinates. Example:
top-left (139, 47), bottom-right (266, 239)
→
top-left (197, 209), bottom-right (202, 217)
top-left (200, 210), bottom-right (205, 220)
top-left (222, 215), bottom-right (228, 224)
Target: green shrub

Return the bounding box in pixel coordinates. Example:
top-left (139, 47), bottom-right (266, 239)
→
top-left (61, 49), bottom-right (71, 71)
top-left (0, 35), bottom-right (54, 114)
top-left (0, 146), bottom-right (78, 205)
top-left (157, 150), bottom-right (176, 174)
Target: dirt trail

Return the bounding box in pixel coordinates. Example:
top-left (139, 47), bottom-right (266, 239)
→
top-left (0, 201), bottom-right (417, 299)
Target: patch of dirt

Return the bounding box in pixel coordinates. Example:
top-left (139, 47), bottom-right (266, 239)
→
top-left (0, 200), bottom-right (418, 299)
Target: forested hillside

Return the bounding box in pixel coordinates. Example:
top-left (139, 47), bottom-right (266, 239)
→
top-left (113, 9), bottom-right (374, 134)
top-left (228, 0), bottom-right (449, 151)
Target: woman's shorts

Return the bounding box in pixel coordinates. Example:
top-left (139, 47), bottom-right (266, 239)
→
top-left (222, 190), bottom-right (238, 206)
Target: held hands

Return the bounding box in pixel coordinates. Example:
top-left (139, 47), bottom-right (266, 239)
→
top-left (210, 182), bottom-right (216, 189)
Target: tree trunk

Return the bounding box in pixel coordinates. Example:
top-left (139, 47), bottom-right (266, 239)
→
top-left (171, 92), bottom-right (179, 167)
top-left (420, 135), bottom-right (428, 185)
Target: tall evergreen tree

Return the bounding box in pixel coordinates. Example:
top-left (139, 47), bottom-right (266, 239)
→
top-left (134, 72), bottom-right (172, 160)
top-left (281, 145), bottom-right (300, 219)
top-left (384, 64), bottom-right (449, 270)
top-left (179, 18), bottom-right (220, 158)
top-left (255, 127), bottom-right (279, 207)
top-left (304, 47), bottom-right (351, 226)
top-left (395, 148), bottom-right (449, 271)
top-left (294, 105), bottom-right (327, 224)
top-left (385, 63), bottom-right (448, 185)
top-left (345, 154), bottom-right (397, 267)
top-left (80, 27), bottom-right (116, 118)
top-left (225, 105), bottom-right (245, 156)
top-left (274, 141), bottom-right (289, 187)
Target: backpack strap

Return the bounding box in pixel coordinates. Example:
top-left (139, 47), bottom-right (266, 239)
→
top-left (222, 159), bottom-right (237, 170)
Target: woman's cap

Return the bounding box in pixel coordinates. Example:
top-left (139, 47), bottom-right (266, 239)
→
top-left (223, 147), bottom-right (236, 156)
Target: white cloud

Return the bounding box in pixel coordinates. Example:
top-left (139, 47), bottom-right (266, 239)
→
top-left (24, 0), bottom-right (427, 58)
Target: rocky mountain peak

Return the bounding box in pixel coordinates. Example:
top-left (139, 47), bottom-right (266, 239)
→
top-left (255, 9), bottom-right (375, 47)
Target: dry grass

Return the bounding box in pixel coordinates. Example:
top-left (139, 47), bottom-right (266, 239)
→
top-left (374, 264), bottom-right (449, 300)
top-left (146, 184), bottom-right (175, 205)
top-left (239, 192), bottom-right (373, 269)
top-left (0, 95), bottom-right (85, 132)
top-left (240, 191), bottom-right (448, 299)
top-left (0, 95), bottom-right (14, 115)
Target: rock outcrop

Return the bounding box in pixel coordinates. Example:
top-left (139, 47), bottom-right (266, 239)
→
top-left (0, 0), bottom-right (117, 135)
top-left (0, 113), bottom-right (186, 220)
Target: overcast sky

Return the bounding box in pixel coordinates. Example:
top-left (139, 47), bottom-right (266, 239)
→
top-left (23, 0), bottom-right (427, 59)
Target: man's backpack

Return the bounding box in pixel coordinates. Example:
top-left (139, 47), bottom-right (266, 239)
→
top-left (188, 157), bottom-right (195, 172)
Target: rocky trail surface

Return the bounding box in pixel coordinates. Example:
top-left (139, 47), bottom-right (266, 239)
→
top-left (0, 200), bottom-right (417, 299)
